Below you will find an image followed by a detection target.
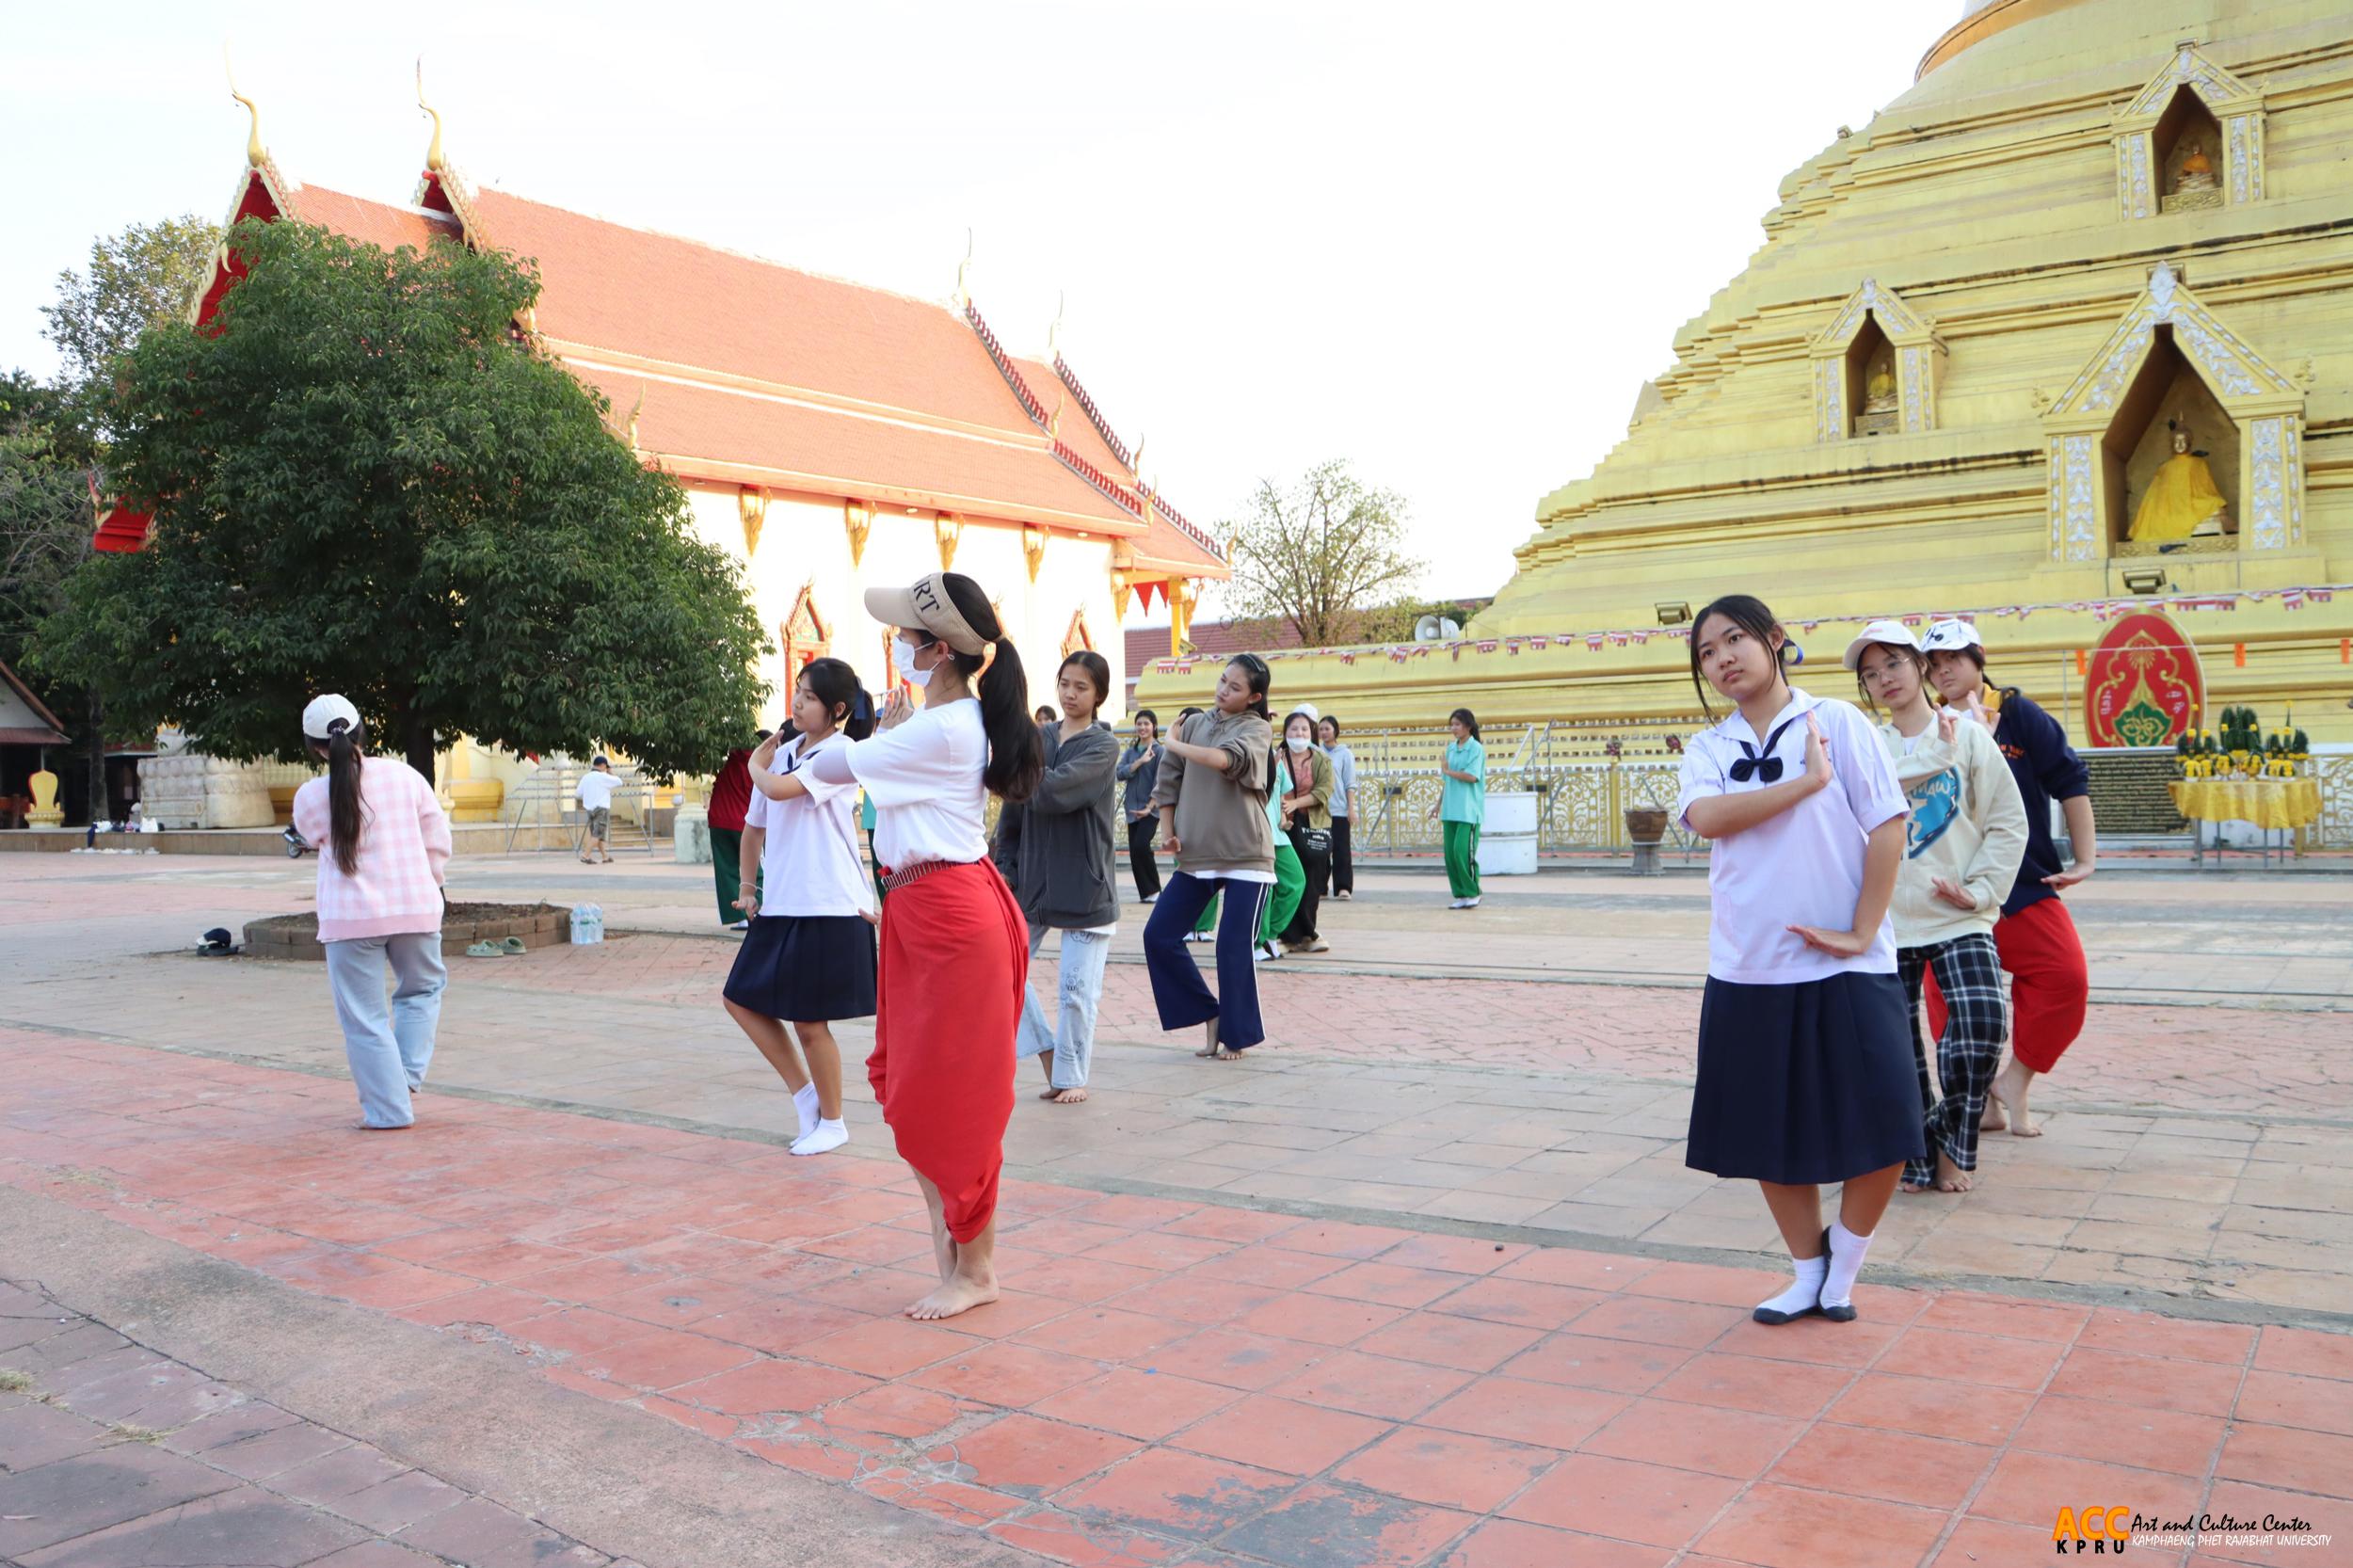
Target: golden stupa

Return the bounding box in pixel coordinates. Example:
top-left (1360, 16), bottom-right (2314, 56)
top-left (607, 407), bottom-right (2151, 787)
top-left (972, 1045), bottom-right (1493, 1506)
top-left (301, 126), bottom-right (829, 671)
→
top-left (1147, 0), bottom-right (2353, 743)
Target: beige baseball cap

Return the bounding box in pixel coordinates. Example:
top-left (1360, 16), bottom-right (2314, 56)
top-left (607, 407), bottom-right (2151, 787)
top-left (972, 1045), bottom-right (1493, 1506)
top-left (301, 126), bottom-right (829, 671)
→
top-left (864, 572), bottom-right (990, 656)
top-left (1841, 618), bottom-right (1921, 670)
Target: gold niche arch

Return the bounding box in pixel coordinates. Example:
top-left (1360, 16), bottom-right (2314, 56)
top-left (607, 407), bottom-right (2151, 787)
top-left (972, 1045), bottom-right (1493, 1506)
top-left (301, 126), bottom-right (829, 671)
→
top-left (2112, 44), bottom-right (2266, 220)
top-left (1062, 608), bottom-right (1094, 660)
top-left (779, 580), bottom-right (831, 676)
top-left (1809, 279), bottom-right (1945, 440)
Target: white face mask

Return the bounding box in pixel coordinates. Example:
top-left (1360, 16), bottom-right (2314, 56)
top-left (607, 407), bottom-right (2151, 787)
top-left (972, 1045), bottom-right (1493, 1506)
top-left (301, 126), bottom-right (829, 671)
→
top-left (1286, 735), bottom-right (1310, 752)
top-left (892, 638), bottom-right (934, 689)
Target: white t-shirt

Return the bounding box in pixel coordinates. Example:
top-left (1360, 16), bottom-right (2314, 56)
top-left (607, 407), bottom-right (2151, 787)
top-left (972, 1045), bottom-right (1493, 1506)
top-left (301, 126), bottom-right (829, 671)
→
top-left (744, 733), bottom-right (872, 919)
top-left (577, 771), bottom-right (618, 811)
top-left (842, 697), bottom-right (989, 869)
top-left (1673, 688), bottom-right (1910, 984)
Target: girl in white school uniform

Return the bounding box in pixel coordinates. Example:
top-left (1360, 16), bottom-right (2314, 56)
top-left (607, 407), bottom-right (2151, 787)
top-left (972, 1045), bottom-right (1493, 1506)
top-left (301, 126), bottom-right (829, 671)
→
top-left (1675, 594), bottom-right (1924, 1324)
top-left (732, 657), bottom-right (879, 1158)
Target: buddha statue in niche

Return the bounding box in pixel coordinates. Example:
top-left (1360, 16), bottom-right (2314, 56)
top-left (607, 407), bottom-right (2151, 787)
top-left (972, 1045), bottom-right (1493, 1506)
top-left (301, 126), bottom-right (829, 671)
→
top-left (1863, 360), bottom-right (1898, 415)
top-left (2177, 139), bottom-right (2217, 192)
top-left (2129, 423), bottom-right (2230, 543)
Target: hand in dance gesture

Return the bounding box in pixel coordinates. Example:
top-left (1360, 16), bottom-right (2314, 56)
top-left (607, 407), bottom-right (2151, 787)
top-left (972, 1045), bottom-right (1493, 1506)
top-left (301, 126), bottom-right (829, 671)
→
top-left (1934, 706), bottom-right (1960, 745)
top-left (1962, 691), bottom-right (1994, 730)
top-left (733, 890), bottom-right (760, 917)
top-left (1160, 832), bottom-right (1181, 856)
top-left (878, 687), bottom-right (915, 731)
top-left (2043, 862), bottom-right (2096, 890)
top-left (1801, 712), bottom-right (1834, 794)
top-left (751, 732), bottom-right (782, 771)
top-left (1787, 921), bottom-right (1871, 958)
top-left (1929, 875), bottom-right (1977, 911)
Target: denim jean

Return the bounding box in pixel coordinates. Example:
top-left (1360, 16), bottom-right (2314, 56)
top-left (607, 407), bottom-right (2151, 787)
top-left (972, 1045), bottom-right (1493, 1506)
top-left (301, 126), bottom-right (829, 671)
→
top-left (1142, 872), bottom-right (1271, 1050)
top-left (323, 933), bottom-right (447, 1128)
top-left (1018, 924), bottom-right (1111, 1089)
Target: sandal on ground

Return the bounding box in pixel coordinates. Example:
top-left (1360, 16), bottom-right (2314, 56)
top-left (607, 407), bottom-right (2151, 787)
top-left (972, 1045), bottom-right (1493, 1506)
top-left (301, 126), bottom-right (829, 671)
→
top-left (499, 936), bottom-right (526, 955)
top-left (466, 940), bottom-right (502, 958)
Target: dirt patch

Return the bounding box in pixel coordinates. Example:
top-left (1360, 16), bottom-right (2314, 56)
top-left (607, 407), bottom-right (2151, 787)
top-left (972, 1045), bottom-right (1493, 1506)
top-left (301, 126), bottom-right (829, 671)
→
top-left (244, 903), bottom-right (570, 961)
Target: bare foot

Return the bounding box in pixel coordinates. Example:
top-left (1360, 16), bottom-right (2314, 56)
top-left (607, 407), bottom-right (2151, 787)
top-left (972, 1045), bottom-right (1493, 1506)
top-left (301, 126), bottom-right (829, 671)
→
top-left (1049, 1087), bottom-right (1089, 1104)
top-left (905, 1272), bottom-right (999, 1320)
top-left (1989, 1060), bottom-right (2041, 1137)
top-left (1037, 1086), bottom-right (1064, 1100)
top-left (1193, 1046), bottom-right (1242, 1060)
top-left (1900, 1177), bottom-right (1929, 1194)
top-left (1933, 1152), bottom-right (1974, 1193)
top-left (1980, 1099), bottom-right (2008, 1132)
top-left (354, 1121), bottom-right (412, 1132)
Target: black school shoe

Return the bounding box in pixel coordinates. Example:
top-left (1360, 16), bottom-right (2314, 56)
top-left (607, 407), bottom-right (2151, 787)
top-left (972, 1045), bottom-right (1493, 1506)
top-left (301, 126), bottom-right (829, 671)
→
top-left (1819, 1225), bottom-right (1858, 1321)
top-left (1752, 1228), bottom-right (1828, 1325)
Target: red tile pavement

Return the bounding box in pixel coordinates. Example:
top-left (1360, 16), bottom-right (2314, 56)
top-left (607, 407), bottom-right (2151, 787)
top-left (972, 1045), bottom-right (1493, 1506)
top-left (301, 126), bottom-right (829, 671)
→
top-left (5, 1030), bottom-right (2350, 1568)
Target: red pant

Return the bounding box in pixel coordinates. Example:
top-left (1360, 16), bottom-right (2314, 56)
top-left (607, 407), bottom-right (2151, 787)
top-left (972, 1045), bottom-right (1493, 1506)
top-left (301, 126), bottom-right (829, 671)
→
top-left (1924, 895), bottom-right (2087, 1075)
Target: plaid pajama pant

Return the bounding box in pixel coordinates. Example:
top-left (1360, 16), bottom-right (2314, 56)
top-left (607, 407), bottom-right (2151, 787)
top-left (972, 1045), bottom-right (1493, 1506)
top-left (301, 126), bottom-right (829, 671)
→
top-left (1898, 932), bottom-right (2007, 1184)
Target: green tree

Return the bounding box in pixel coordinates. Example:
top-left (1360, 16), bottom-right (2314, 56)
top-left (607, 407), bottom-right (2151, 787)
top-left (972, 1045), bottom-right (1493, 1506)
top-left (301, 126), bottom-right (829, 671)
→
top-left (40, 216), bottom-right (767, 779)
top-left (1220, 460), bottom-right (1423, 648)
top-left (41, 215), bottom-right (222, 435)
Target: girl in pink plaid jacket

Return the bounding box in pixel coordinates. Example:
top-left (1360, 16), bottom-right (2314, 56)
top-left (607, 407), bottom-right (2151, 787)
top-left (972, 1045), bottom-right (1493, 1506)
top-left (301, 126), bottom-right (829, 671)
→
top-left (293, 695), bottom-right (451, 1129)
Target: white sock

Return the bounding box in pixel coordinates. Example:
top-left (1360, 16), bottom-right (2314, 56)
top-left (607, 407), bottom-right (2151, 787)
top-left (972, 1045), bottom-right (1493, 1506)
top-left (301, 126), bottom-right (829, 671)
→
top-left (1822, 1220), bottom-right (1872, 1308)
top-left (1756, 1252), bottom-right (1828, 1318)
top-left (792, 1118), bottom-right (847, 1156)
top-left (792, 1083), bottom-right (819, 1140)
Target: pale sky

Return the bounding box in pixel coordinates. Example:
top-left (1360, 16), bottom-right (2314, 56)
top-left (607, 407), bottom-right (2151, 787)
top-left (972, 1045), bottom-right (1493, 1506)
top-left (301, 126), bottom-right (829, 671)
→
top-left (2, 0), bottom-right (1953, 622)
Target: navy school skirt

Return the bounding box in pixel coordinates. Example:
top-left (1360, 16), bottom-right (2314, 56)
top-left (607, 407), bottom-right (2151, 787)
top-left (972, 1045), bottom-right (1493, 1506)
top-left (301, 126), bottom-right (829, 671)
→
top-left (723, 914), bottom-right (877, 1022)
top-left (1686, 971), bottom-right (1925, 1186)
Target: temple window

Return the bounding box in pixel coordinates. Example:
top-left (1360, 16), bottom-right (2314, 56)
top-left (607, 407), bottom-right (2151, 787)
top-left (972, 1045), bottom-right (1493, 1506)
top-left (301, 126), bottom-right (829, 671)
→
top-left (2113, 44), bottom-right (2265, 220)
top-left (1845, 315), bottom-right (1899, 439)
top-left (780, 581), bottom-right (830, 676)
top-left (2107, 329), bottom-right (2237, 554)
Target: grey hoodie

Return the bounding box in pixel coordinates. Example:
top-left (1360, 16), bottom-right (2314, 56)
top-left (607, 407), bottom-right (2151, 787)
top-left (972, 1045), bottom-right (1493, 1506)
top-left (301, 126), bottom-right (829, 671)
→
top-left (1000, 722), bottom-right (1120, 930)
top-left (1151, 709), bottom-right (1274, 875)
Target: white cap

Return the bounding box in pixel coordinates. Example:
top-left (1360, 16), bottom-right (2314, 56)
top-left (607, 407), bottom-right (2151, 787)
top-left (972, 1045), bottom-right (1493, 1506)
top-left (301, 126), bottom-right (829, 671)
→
top-left (1841, 619), bottom-right (1921, 671)
top-left (1921, 618), bottom-right (1983, 654)
top-left (301, 693), bottom-right (361, 741)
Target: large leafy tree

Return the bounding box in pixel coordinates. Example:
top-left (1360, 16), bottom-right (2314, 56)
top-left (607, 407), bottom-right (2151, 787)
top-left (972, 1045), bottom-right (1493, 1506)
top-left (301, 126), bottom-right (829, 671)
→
top-left (42, 216), bottom-right (222, 437)
top-left (40, 216), bottom-right (766, 778)
top-left (1219, 460), bottom-right (1423, 649)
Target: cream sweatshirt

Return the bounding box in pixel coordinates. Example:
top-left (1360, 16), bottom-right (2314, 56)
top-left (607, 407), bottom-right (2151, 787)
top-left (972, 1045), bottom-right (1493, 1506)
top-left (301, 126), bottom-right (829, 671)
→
top-left (1876, 714), bottom-right (2029, 948)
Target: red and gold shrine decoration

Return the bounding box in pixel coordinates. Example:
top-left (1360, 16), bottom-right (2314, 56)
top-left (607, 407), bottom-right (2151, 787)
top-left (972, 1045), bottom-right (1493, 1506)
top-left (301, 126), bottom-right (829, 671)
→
top-left (2084, 611), bottom-right (2203, 748)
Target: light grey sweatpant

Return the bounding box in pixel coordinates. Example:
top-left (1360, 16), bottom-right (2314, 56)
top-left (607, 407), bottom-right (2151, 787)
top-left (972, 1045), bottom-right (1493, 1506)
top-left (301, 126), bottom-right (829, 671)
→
top-left (323, 933), bottom-right (447, 1128)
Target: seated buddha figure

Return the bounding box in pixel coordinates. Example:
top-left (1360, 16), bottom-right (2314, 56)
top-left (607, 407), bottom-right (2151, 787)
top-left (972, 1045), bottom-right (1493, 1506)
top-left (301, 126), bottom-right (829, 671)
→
top-left (1862, 360), bottom-right (1897, 416)
top-left (2128, 426), bottom-right (2229, 543)
top-left (2177, 139), bottom-right (2217, 191)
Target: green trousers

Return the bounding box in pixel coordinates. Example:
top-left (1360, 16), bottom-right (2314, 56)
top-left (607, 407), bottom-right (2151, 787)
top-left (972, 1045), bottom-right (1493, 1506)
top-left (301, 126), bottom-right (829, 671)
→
top-left (1188, 845), bottom-right (1305, 944)
top-left (1442, 820), bottom-right (1481, 899)
top-left (710, 825), bottom-right (745, 921)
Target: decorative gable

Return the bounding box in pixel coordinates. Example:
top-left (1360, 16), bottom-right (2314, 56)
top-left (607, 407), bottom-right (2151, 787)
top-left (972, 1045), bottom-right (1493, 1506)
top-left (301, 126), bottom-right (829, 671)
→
top-left (2113, 44), bottom-right (2265, 219)
top-left (780, 581), bottom-right (831, 672)
top-left (1808, 279), bottom-right (1945, 440)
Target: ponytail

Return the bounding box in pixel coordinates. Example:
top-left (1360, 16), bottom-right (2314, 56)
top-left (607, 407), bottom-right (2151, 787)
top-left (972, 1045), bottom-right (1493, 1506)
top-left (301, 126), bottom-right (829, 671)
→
top-left (939, 576), bottom-right (1043, 803)
top-left (800, 657), bottom-right (876, 742)
top-left (326, 722), bottom-right (365, 875)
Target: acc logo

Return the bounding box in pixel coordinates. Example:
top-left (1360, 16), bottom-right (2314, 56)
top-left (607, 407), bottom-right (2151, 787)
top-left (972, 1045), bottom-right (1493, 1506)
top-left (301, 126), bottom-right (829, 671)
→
top-left (2054, 1507), bottom-right (2134, 1553)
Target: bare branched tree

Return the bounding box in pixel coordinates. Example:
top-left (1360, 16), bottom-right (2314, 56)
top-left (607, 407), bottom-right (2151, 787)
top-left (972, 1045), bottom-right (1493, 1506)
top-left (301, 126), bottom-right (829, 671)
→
top-left (1219, 461), bottom-right (1423, 648)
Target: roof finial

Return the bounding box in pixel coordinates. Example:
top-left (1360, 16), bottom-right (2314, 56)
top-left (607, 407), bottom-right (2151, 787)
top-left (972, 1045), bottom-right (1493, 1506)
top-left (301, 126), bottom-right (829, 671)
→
top-left (1047, 290), bottom-right (1065, 359)
top-left (225, 43), bottom-right (266, 169)
top-left (416, 56), bottom-right (447, 174)
top-left (954, 229), bottom-right (973, 309)
top-left (1131, 434), bottom-right (1146, 478)
top-left (627, 384), bottom-right (646, 450)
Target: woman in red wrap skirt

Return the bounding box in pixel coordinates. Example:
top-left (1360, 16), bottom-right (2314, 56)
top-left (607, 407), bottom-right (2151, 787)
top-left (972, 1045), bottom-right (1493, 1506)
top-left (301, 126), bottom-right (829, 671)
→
top-left (796, 571), bottom-right (1041, 1320)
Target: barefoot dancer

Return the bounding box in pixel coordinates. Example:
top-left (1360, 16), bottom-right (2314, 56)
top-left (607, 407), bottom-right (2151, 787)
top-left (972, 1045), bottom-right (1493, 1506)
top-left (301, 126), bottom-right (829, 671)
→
top-left (1677, 597), bottom-right (1923, 1324)
top-left (1919, 620), bottom-right (2097, 1137)
top-left (731, 659), bottom-right (878, 1157)
top-left (1140, 656), bottom-right (1277, 1060)
top-left (292, 695), bottom-right (451, 1132)
top-left (797, 573), bottom-right (1040, 1320)
top-left (1005, 652), bottom-right (1121, 1105)
top-left (1849, 623), bottom-right (2027, 1195)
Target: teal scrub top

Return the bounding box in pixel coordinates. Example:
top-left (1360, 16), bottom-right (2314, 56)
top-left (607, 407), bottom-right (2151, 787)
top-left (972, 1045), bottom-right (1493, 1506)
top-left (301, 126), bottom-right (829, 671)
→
top-left (1441, 737), bottom-right (1486, 825)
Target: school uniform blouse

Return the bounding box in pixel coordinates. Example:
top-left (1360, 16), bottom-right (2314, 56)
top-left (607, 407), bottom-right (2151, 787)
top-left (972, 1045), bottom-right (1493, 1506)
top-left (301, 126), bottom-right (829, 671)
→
top-left (817, 698), bottom-right (988, 869)
top-left (1673, 688), bottom-right (1910, 985)
top-left (1440, 738), bottom-right (1486, 825)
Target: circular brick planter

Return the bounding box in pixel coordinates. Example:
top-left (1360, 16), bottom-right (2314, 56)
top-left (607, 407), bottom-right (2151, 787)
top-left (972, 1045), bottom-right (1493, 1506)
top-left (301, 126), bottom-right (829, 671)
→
top-left (243, 903), bottom-right (571, 961)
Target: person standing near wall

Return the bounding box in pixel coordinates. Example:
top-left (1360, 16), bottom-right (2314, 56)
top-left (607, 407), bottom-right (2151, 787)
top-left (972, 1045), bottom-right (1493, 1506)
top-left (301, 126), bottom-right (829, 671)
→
top-left (1319, 714), bottom-right (1356, 900)
top-left (1118, 711), bottom-right (1164, 904)
top-left (1434, 709), bottom-right (1486, 909)
top-left (576, 756), bottom-right (617, 864)
top-left (292, 695), bottom-right (452, 1132)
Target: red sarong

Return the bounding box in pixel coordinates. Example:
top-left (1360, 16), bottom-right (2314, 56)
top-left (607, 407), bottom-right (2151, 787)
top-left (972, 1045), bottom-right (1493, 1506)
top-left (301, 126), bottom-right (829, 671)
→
top-left (869, 859), bottom-right (1026, 1242)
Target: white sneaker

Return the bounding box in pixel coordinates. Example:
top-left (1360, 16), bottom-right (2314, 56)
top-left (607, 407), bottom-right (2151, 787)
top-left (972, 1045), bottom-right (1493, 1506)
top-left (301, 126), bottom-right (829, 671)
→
top-left (1448, 898), bottom-right (1467, 909)
top-left (1465, 896), bottom-right (1481, 908)
top-left (792, 1119), bottom-right (848, 1156)
top-left (1142, 893), bottom-right (1158, 904)
top-left (1257, 940), bottom-right (1282, 962)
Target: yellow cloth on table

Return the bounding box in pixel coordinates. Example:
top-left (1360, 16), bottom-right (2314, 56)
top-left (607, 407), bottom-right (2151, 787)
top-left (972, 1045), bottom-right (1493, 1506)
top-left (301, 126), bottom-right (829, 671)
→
top-left (2169, 777), bottom-right (2321, 830)
top-left (2129, 453), bottom-right (2228, 542)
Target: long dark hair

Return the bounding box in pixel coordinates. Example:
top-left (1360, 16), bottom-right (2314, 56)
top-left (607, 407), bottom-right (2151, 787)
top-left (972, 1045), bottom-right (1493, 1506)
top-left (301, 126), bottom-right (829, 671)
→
top-left (1688, 593), bottom-right (1796, 719)
top-left (938, 573), bottom-right (1042, 802)
top-left (317, 720), bottom-right (366, 876)
top-left (1227, 655), bottom-right (1273, 723)
top-left (1060, 650), bottom-right (1111, 721)
top-left (1449, 708), bottom-right (1481, 740)
top-left (800, 657), bottom-right (875, 742)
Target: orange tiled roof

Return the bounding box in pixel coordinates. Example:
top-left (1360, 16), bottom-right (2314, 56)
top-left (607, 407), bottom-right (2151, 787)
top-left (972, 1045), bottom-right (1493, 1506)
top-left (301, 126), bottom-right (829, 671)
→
top-left (280, 186), bottom-right (460, 255)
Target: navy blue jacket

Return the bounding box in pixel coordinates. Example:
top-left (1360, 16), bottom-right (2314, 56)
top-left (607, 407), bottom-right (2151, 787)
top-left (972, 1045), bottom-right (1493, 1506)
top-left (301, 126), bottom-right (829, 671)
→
top-left (1993, 691), bottom-right (2090, 918)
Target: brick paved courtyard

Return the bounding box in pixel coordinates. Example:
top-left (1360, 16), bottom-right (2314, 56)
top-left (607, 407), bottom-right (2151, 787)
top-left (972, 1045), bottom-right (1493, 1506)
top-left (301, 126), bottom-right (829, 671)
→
top-left (2, 850), bottom-right (2349, 1566)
